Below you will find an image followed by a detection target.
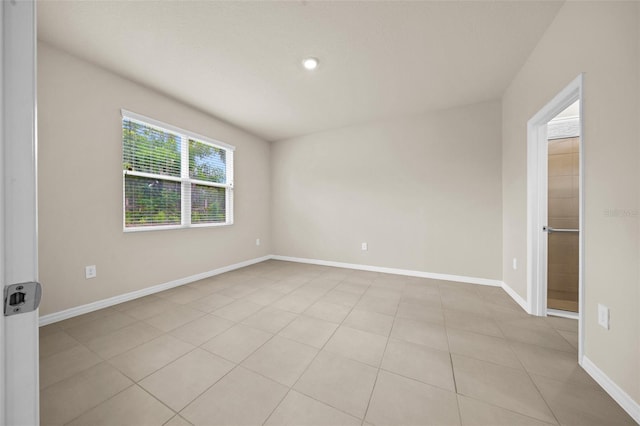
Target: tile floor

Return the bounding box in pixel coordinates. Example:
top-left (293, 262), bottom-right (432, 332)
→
top-left (39, 260), bottom-right (635, 426)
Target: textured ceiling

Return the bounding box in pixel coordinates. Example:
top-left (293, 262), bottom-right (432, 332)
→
top-left (38, 1), bottom-right (563, 141)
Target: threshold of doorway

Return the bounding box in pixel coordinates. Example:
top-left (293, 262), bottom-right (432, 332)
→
top-left (548, 308), bottom-right (578, 320)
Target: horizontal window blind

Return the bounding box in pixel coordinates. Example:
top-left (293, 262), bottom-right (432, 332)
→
top-left (124, 175), bottom-right (181, 226)
top-left (189, 139), bottom-right (227, 184)
top-left (190, 184), bottom-right (226, 224)
top-left (122, 110), bottom-right (234, 231)
top-left (123, 118), bottom-right (181, 177)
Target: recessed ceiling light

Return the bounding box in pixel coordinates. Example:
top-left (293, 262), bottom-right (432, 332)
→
top-left (302, 57), bottom-right (319, 70)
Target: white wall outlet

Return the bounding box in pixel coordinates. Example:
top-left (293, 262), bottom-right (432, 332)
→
top-left (512, 258), bottom-right (517, 270)
top-left (85, 265), bottom-right (97, 279)
top-left (598, 303), bottom-right (610, 330)
top-left (361, 242), bottom-right (368, 251)
top-left (256, 238), bottom-right (261, 246)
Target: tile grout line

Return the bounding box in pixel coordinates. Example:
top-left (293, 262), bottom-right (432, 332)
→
top-left (261, 274), bottom-right (368, 421)
top-left (59, 383), bottom-right (138, 426)
top-left (441, 301), bottom-right (459, 395)
top-left (65, 341), bottom-right (215, 424)
top-left (444, 283), bottom-right (564, 425)
top-left (359, 281), bottom-right (403, 426)
top-left (444, 320), bottom-right (464, 425)
top-left (170, 271), bottom-right (351, 424)
top-left (172, 274), bottom-right (310, 422)
top-left (41, 320), bottom-right (145, 391)
top-left (58, 272), bottom-right (290, 425)
top-left (453, 291), bottom-right (566, 425)
top-left (262, 272), bottom-right (375, 425)
top-left (506, 336), bottom-right (564, 426)
top-left (438, 286), bottom-right (465, 425)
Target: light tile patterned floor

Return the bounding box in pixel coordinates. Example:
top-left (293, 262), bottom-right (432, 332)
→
top-left (39, 260), bottom-right (635, 426)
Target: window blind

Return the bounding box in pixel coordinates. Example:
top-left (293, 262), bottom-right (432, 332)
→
top-left (121, 110), bottom-right (234, 230)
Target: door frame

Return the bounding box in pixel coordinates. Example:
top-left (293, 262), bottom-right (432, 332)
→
top-left (2, 1), bottom-right (40, 425)
top-left (1, 1), bottom-right (5, 421)
top-left (527, 74), bottom-right (584, 361)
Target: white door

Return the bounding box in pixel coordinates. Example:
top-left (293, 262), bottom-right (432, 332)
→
top-left (1, 1), bottom-right (40, 425)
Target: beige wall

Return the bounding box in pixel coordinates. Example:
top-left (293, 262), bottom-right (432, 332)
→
top-left (502, 1), bottom-right (639, 403)
top-left (271, 101), bottom-right (502, 280)
top-left (37, 42), bottom-right (271, 315)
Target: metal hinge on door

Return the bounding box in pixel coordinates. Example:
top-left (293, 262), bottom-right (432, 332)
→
top-left (3, 282), bottom-right (41, 316)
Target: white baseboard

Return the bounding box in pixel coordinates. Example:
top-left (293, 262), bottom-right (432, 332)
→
top-left (581, 356), bottom-right (640, 424)
top-left (271, 255), bottom-right (503, 287)
top-left (39, 255), bottom-right (272, 326)
top-left (40, 254), bottom-right (520, 326)
top-left (500, 281), bottom-right (531, 313)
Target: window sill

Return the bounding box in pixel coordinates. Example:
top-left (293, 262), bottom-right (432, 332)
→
top-left (123, 221), bottom-right (233, 233)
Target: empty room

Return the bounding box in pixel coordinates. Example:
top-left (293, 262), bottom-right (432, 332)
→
top-left (1, 0), bottom-right (639, 425)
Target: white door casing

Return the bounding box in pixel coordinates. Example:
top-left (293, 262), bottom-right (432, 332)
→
top-left (1, 1), bottom-right (5, 422)
top-left (2, 1), bottom-right (40, 425)
top-left (526, 74), bottom-right (584, 361)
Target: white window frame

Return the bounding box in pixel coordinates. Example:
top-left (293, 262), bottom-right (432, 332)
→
top-left (121, 109), bottom-right (235, 232)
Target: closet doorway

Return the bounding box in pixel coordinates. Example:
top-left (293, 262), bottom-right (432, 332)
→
top-left (527, 74), bottom-right (584, 358)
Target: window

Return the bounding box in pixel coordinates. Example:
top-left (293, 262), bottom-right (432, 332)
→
top-left (122, 110), bottom-right (234, 231)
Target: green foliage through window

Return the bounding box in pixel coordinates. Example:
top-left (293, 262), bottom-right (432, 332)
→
top-left (191, 184), bottom-right (226, 224)
top-left (124, 175), bottom-right (181, 226)
top-left (123, 119), bottom-right (181, 177)
top-left (189, 139), bottom-right (226, 184)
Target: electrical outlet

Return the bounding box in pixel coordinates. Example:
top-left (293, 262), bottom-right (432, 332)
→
top-left (512, 258), bottom-right (517, 270)
top-left (256, 238), bottom-right (261, 246)
top-left (85, 265), bottom-right (97, 279)
top-left (598, 304), bottom-right (609, 329)
top-left (361, 242), bottom-right (368, 251)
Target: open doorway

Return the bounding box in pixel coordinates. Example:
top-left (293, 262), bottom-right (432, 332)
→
top-left (546, 100), bottom-right (580, 315)
top-left (527, 75), bottom-right (584, 358)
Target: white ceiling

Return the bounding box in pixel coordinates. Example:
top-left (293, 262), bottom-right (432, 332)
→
top-left (38, 1), bottom-right (563, 142)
